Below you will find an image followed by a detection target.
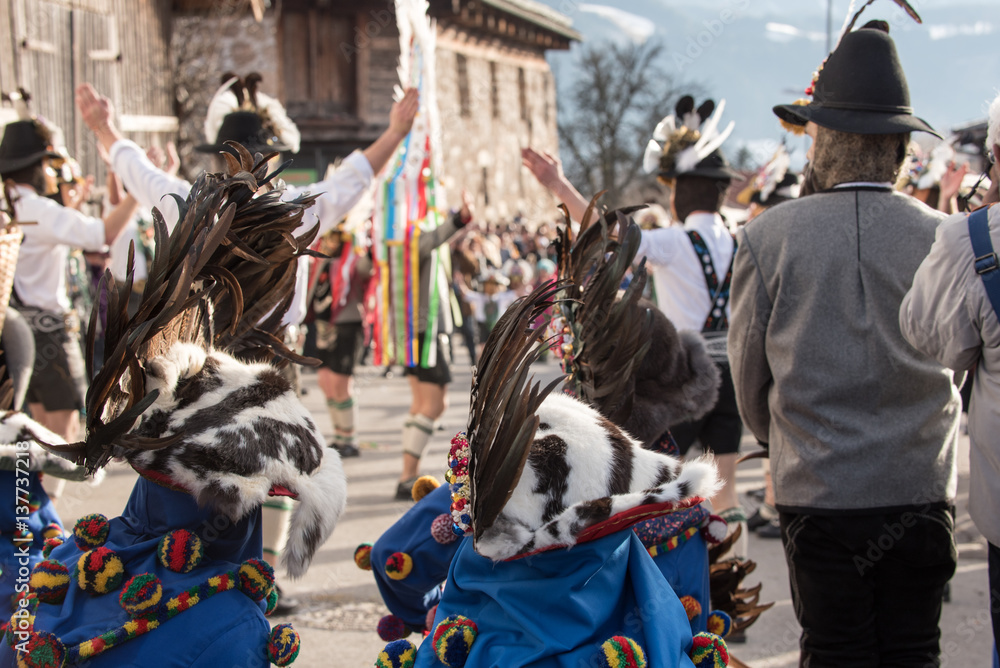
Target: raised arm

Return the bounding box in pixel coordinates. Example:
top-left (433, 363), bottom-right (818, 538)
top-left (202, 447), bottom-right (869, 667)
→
top-left (363, 88), bottom-right (419, 176)
top-left (522, 147), bottom-right (589, 223)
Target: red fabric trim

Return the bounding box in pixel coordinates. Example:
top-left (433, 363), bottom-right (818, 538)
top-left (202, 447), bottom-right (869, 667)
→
top-left (502, 497), bottom-right (704, 561)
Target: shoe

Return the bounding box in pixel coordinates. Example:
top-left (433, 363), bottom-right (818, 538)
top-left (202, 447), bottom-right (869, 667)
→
top-left (756, 518), bottom-right (781, 539)
top-left (395, 477), bottom-right (418, 501)
top-left (747, 508), bottom-right (769, 531)
top-left (745, 487), bottom-right (765, 502)
top-left (330, 442), bottom-right (360, 458)
top-left (271, 584), bottom-right (300, 616)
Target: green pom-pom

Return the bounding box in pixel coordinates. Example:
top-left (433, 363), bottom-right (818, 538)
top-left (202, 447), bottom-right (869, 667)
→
top-left (267, 623), bottom-right (300, 666)
top-left (74, 547), bottom-right (125, 595)
top-left (16, 630), bottom-right (65, 668)
top-left (375, 639), bottom-right (417, 668)
top-left (41, 538), bottom-right (63, 560)
top-left (265, 586), bottom-right (279, 616)
top-left (597, 636), bottom-right (646, 667)
top-left (238, 558), bottom-right (275, 602)
top-left (157, 529), bottom-right (204, 573)
top-left (73, 513), bottom-right (109, 550)
top-left (354, 543), bottom-right (373, 571)
top-left (29, 561), bottom-right (69, 605)
top-left (432, 615), bottom-right (478, 667)
top-left (690, 632), bottom-right (729, 668)
top-left (119, 573), bottom-right (163, 617)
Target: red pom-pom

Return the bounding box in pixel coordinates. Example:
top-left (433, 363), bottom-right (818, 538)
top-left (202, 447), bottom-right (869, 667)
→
top-left (430, 515), bottom-right (459, 545)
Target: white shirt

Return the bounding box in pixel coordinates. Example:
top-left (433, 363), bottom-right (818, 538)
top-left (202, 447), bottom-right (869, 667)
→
top-left (463, 290), bottom-right (517, 324)
top-left (108, 139), bottom-right (375, 325)
top-left (11, 185), bottom-right (107, 314)
top-left (635, 212), bottom-right (735, 332)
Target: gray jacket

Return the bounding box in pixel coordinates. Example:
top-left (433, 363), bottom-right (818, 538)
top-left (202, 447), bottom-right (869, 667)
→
top-left (729, 187), bottom-right (959, 513)
top-left (417, 213), bottom-right (464, 335)
top-left (901, 204), bottom-right (1000, 543)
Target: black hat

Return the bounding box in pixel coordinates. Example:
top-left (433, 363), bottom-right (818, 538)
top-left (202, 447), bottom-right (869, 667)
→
top-left (195, 111), bottom-right (290, 155)
top-left (0, 120), bottom-right (61, 174)
top-left (665, 151), bottom-right (737, 182)
top-left (773, 25), bottom-right (939, 138)
top-left (645, 96), bottom-right (737, 183)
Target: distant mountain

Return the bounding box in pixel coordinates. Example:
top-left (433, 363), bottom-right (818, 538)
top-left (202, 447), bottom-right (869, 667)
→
top-left (540, 0), bottom-right (1000, 167)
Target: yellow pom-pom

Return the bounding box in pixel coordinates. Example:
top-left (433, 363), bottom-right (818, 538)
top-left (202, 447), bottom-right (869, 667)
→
top-left (412, 476), bottom-right (440, 502)
top-left (384, 552), bottom-right (413, 581)
top-left (680, 595), bottom-right (702, 621)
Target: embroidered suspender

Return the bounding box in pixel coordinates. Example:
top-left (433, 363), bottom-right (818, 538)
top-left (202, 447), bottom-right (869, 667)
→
top-left (685, 230), bottom-right (737, 332)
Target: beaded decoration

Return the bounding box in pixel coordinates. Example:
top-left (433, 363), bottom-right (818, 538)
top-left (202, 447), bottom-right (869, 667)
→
top-left (445, 433), bottom-right (472, 536)
top-left (430, 514), bottom-right (459, 545)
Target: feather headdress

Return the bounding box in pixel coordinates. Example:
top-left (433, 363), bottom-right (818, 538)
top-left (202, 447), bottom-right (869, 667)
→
top-left (737, 145), bottom-right (801, 206)
top-left (41, 143), bottom-right (344, 577)
top-left (203, 73), bottom-right (301, 153)
top-left (450, 272), bottom-right (719, 561)
top-left (644, 95), bottom-right (735, 181)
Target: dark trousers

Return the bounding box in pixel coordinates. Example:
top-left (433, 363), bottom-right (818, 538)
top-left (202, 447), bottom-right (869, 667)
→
top-left (989, 542), bottom-right (1000, 651)
top-left (779, 508), bottom-right (956, 667)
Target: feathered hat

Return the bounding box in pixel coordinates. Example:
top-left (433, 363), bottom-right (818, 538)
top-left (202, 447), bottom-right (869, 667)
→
top-left (737, 145), bottom-right (801, 207)
top-left (551, 201), bottom-right (720, 443)
top-left (446, 282), bottom-right (719, 562)
top-left (199, 73), bottom-right (301, 155)
top-left (643, 95), bottom-right (737, 182)
top-left (773, 1), bottom-right (938, 138)
top-left (42, 143), bottom-right (344, 578)
top-left (0, 89), bottom-right (64, 174)
top-left (901, 139), bottom-right (955, 191)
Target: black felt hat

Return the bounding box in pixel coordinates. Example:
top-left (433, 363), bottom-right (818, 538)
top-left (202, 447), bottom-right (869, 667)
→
top-left (773, 25), bottom-right (939, 138)
top-left (195, 111), bottom-right (289, 155)
top-left (663, 151), bottom-right (738, 182)
top-left (0, 120), bottom-right (61, 174)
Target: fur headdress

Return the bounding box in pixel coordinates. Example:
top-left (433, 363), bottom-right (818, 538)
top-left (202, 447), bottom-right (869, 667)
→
top-left (447, 283), bottom-right (719, 562)
top-left (42, 144), bottom-right (343, 577)
top-left (201, 73), bottom-right (301, 154)
top-left (643, 95), bottom-right (736, 182)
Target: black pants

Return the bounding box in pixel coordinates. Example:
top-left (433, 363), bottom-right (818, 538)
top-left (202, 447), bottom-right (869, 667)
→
top-left (989, 542), bottom-right (1000, 651)
top-left (779, 508), bottom-right (956, 667)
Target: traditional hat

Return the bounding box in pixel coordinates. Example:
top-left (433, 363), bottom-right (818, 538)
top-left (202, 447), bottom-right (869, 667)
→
top-left (901, 140), bottom-right (955, 191)
top-left (0, 90), bottom-right (62, 174)
top-left (737, 145), bottom-right (801, 207)
top-left (773, 2), bottom-right (939, 137)
top-left (198, 73), bottom-right (301, 155)
top-left (643, 95), bottom-right (737, 182)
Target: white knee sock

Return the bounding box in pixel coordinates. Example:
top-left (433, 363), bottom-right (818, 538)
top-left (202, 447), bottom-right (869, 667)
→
top-left (402, 414), bottom-right (435, 459)
top-left (328, 396), bottom-right (357, 448)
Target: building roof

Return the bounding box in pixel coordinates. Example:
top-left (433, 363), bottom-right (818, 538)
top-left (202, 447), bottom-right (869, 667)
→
top-left (478, 0), bottom-right (582, 41)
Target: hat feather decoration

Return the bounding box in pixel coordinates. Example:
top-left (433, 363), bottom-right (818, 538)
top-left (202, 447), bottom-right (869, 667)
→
top-left (644, 95), bottom-right (734, 179)
top-left (40, 143), bottom-right (344, 578)
top-left (204, 73), bottom-right (301, 153)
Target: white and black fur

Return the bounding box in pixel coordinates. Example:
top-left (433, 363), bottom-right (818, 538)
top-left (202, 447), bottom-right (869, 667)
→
top-left (129, 343), bottom-right (347, 578)
top-left (0, 412), bottom-right (96, 481)
top-left (476, 392), bottom-right (719, 561)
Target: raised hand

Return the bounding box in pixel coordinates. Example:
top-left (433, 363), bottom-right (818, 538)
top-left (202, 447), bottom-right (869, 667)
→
top-left (75, 83), bottom-right (114, 133)
top-left (388, 87), bottom-right (420, 139)
top-left (521, 147), bottom-right (565, 191)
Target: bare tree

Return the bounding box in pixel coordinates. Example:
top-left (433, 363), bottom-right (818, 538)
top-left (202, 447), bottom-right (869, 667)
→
top-left (558, 40), bottom-right (695, 208)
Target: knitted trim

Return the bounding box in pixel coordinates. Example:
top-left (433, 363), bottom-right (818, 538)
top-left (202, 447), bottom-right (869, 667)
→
top-left (327, 397), bottom-right (355, 410)
top-left (718, 506), bottom-right (747, 525)
top-left (646, 526), bottom-right (700, 558)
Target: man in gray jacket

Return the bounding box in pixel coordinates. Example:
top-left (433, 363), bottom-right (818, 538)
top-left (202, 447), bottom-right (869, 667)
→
top-left (728, 22), bottom-right (960, 666)
top-left (900, 90), bottom-right (1000, 651)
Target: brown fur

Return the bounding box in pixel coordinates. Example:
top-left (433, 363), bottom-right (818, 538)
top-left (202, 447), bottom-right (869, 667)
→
top-left (811, 128), bottom-right (910, 192)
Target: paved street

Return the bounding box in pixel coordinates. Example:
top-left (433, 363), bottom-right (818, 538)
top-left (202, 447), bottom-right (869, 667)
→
top-left (50, 352), bottom-right (993, 667)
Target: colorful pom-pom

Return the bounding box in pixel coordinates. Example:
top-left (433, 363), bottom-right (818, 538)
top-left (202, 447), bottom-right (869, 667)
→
top-left (157, 529), bottom-right (204, 573)
top-left (411, 476), bottom-right (440, 502)
top-left (73, 513), bottom-right (109, 550)
top-left (119, 573), bottom-right (163, 617)
top-left (680, 595), bottom-right (702, 621)
top-left (425, 605), bottom-right (438, 632)
top-left (430, 515), bottom-right (459, 545)
top-left (384, 553), bottom-right (413, 581)
top-left (41, 538), bottom-right (63, 560)
top-left (375, 639), bottom-right (417, 668)
top-left (267, 623), bottom-right (300, 666)
top-left (238, 558), bottom-right (275, 602)
top-left (432, 615), bottom-right (478, 667)
top-left (596, 636), bottom-right (647, 668)
top-left (74, 547), bottom-right (125, 595)
top-left (706, 610), bottom-right (732, 638)
top-left (13, 527), bottom-right (33, 545)
top-left (16, 631), bottom-right (65, 668)
top-left (690, 632), bottom-right (729, 668)
top-left (265, 586), bottom-right (279, 616)
top-left (701, 515), bottom-right (728, 546)
top-left (41, 524), bottom-right (63, 542)
top-left (354, 543), bottom-right (373, 571)
top-left (377, 614), bottom-right (410, 642)
top-left (29, 560), bottom-right (69, 605)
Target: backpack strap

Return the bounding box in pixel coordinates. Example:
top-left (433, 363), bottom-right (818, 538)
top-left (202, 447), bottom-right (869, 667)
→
top-left (686, 230), bottom-right (737, 332)
top-left (967, 205), bottom-right (1000, 321)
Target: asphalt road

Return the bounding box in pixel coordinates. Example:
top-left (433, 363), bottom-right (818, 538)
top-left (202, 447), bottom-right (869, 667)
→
top-left (49, 351), bottom-right (993, 667)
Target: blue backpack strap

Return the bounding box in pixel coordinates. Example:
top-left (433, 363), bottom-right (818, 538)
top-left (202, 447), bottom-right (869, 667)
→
top-left (967, 206), bottom-right (1000, 321)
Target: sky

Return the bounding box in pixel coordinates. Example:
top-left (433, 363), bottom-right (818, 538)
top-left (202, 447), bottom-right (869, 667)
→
top-left (537, 0), bottom-right (1000, 168)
